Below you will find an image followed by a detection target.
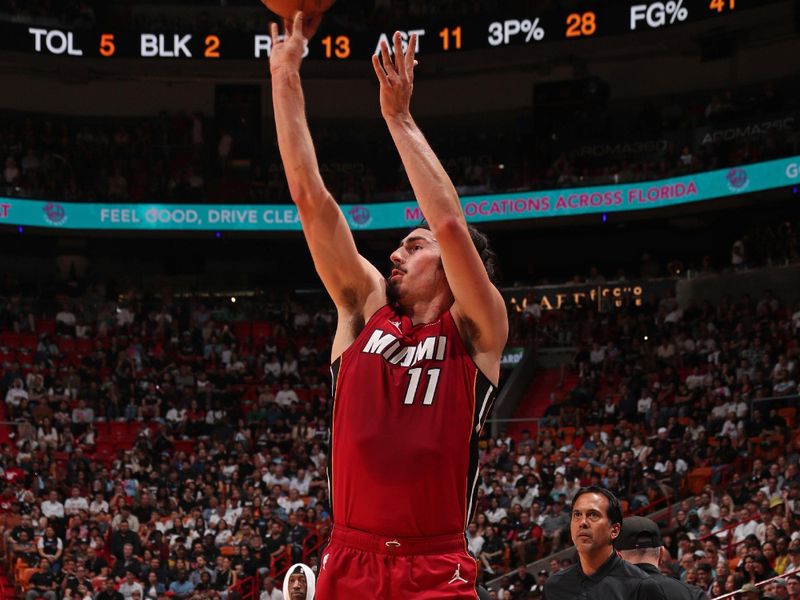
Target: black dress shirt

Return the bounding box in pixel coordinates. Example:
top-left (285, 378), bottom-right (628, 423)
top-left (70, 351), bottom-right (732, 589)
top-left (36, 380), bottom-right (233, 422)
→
top-left (543, 551), bottom-right (668, 600)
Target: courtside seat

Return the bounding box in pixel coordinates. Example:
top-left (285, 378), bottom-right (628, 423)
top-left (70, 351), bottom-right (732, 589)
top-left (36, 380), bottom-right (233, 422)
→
top-left (0, 332), bottom-right (19, 349)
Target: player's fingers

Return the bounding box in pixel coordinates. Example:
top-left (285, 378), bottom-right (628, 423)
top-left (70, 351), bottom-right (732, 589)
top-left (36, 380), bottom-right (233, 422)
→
top-left (379, 40), bottom-right (396, 78)
top-left (405, 33), bottom-right (417, 72)
top-left (293, 11), bottom-right (304, 38)
top-left (393, 31), bottom-right (405, 79)
top-left (371, 54), bottom-right (390, 87)
top-left (283, 17), bottom-right (293, 37)
top-left (269, 22), bottom-right (280, 45)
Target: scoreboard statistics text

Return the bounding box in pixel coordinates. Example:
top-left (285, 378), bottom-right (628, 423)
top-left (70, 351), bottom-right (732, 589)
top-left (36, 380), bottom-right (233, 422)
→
top-left (2, 0), bottom-right (746, 60)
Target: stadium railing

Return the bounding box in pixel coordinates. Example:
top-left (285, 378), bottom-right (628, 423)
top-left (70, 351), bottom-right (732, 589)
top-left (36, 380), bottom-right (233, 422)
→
top-left (227, 574), bottom-right (258, 600)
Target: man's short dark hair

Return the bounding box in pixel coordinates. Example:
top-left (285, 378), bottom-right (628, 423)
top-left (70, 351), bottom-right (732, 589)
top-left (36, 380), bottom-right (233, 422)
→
top-left (572, 486), bottom-right (623, 528)
top-left (418, 220), bottom-right (498, 283)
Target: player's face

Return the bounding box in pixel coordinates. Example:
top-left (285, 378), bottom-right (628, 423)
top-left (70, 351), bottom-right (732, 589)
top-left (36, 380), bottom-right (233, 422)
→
top-left (388, 228), bottom-right (447, 303)
top-left (570, 492), bottom-right (620, 556)
top-left (288, 573), bottom-right (307, 599)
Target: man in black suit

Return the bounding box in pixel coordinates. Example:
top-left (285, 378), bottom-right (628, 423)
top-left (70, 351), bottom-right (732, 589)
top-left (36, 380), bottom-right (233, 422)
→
top-left (543, 487), bottom-right (667, 600)
top-left (616, 516), bottom-right (708, 600)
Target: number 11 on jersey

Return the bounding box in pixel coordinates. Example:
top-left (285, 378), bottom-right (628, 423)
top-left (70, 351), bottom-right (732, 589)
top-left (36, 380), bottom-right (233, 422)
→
top-left (404, 367), bottom-right (441, 406)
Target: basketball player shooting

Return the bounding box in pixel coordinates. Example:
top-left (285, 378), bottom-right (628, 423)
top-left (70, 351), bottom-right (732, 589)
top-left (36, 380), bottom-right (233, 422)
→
top-left (270, 13), bottom-right (508, 598)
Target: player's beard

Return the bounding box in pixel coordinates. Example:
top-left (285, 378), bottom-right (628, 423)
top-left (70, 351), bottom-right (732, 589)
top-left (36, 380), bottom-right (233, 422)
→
top-left (386, 277), bottom-right (401, 306)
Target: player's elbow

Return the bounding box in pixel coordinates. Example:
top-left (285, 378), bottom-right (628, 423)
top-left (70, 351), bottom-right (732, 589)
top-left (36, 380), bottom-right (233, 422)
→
top-left (291, 186), bottom-right (332, 213)
top-left (430, 214), bottom-right (468, 243)
top-left (287, 169), bottom-right (328, 206)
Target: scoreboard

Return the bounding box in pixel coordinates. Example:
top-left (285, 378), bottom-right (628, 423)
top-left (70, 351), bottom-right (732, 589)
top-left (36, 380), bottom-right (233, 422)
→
top-left (0, 0), bottom-right (750, 61)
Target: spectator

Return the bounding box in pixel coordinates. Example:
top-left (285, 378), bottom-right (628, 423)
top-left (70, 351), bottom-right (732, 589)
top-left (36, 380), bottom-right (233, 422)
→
top-left (25, 558), bottom-right (57, 600)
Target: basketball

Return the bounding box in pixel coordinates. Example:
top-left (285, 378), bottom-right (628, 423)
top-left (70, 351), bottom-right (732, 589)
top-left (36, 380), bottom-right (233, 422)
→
top-left (260, 0), bottom-right (336, 18)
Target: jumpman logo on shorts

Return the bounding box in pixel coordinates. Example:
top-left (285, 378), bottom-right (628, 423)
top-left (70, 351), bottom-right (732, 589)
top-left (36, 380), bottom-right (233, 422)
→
top-left (448, 563), bottom-right (467, 585)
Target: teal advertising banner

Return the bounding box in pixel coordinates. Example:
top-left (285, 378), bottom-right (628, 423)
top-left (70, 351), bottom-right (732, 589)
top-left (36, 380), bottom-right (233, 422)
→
top-left (1, 156), bottom-right (798, 232)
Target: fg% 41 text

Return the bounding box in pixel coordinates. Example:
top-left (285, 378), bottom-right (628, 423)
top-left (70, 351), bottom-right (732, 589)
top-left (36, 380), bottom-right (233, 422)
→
top-left (488, 18), bottom-right (545, 46)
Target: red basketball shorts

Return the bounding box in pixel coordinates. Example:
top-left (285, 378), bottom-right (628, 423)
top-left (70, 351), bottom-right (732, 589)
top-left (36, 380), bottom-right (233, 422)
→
top-left (315, 525), bottom-right (479, 599)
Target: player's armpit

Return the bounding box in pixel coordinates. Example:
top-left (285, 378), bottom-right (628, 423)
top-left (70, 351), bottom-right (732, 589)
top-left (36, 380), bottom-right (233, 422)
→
top-left (295, 192), bottom-right (385, 311)
top-left (436, 219), bottom-right (508, 368)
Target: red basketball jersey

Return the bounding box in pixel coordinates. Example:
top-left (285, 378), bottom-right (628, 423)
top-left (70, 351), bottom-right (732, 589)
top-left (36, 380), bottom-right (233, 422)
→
top-left (329, 304), bottom-right (496, 538)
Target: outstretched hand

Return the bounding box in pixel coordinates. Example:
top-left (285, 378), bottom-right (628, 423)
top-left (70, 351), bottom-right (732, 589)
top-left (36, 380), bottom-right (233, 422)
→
top-left (268, 11), bottom-right (321, 75)
top-left (372, 31), bottom-right (418, 120)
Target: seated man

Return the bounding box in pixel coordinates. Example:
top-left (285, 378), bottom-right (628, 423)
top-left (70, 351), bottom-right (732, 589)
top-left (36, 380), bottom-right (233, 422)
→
top-left (11, 530), bottom-right (39, 567)
top-left (25, 558), bottom-right (57, 600)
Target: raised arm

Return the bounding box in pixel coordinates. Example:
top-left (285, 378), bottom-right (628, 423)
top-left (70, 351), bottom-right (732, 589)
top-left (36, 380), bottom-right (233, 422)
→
top-left (372, 33), bottom-right (508, 377)
top-left (269, 13), bottom-right (385, 355)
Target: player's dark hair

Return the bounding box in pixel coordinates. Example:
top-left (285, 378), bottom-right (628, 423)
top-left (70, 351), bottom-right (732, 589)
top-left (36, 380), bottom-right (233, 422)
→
top-left (417, 220), bottom-right (499, 283)
top-left (572, 486), bottom-right (624, 529)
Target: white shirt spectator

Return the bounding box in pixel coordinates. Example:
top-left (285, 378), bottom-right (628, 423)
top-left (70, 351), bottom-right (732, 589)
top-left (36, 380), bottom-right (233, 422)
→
top-left (205, 410), bottom-right (225, 425)
top-left (275, 388), bottom-right (299, 407)
top-left (686, 372), bottom-right (711, 390)
top-left (223, 506), bottom-right (242, 527)
top-left (260, 589), bottom-right (284, 600)
top-left (119, 581), bottom-right (144, 600)
top-left (637, 396), bottom-right (653, 415)
top-left (117, 307), bottom-right (135, 327)
top-left (733, 519), bottom-right (758, 543)
top-left (41, 499), bottom-right (65, 519)
top-left (293, 310), bottom-right (310, 330)
top-left (214, 529), bottom-right (232, 547)
top-left (697, 502), bottom-right (720, 523)
top-left (165, 408), bottom-right (186, 424)
top-left (264, 359), bottom-right (282, 379)
top-left (5, 385), bottom-right (28, 407)
top-left (289, 473), bottom-right (312, 495)
top-left (589, 347), bottom-right (606, 365)
top-left (467, 532), bottom-right (485, 556)
top-left (720, 418), bottom-right (740, 439)
top-left (486, 506), bottom-right (508, 524)
top-left (90, 499), bottom-right (109, 515)
top-left (510, 488), bottom-right (537, 510)
top-left (731, 239), bottom-right (745, 266)
top-left (711, 402), bottom-right (731, 420)
top-left (55, 309), bottom-right (77, 327)
top-left (64, 495), bottom-right (89, 515)
top-left (37, 426), bottom-right (59, 448)
top-left (774, 377), bottom-right (797, 395)
top-left (734, 400), bottom-right (749, 418)
top-left (282, 358), bottom-right (299, 378)
top-left (278, 496), bottom-right (305, 514)
top-left (263, 473), bottom-right (291, 490)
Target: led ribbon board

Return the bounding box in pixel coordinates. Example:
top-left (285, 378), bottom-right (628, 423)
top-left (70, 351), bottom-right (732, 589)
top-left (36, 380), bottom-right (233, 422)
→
top-left (1, 156), bottom-right (798, 232)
